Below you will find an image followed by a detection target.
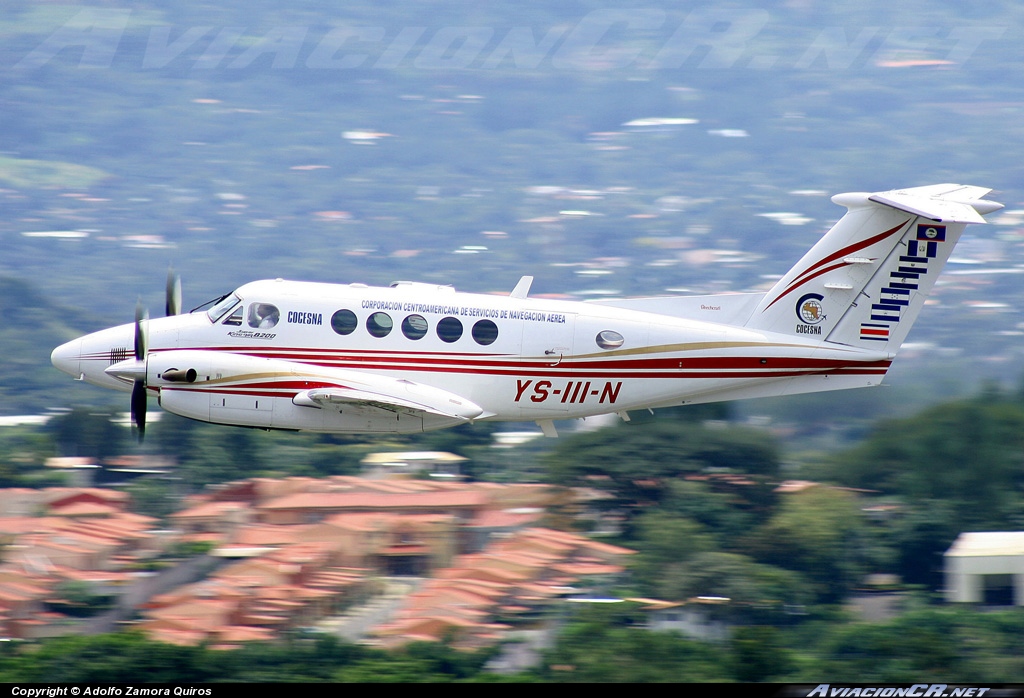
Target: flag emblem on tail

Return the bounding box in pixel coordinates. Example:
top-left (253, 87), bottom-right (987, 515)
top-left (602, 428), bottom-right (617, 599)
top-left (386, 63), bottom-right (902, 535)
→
top-left (860, 323), bottom-right (891, 341)
top-left (862, 223), bottom-right (950, 342)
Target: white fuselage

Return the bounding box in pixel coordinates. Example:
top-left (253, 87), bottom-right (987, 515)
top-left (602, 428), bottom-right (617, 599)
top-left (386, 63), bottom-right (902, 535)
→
top-left (52, 278), bottom-right (891, 434)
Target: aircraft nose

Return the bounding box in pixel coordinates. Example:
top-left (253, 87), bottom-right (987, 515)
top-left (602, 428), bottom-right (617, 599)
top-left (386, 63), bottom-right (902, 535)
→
top-left (51, 338), bottom-right (83, 379)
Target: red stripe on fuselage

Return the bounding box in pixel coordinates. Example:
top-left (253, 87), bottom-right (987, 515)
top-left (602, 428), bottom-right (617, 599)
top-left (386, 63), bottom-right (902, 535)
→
top-left (161, 366), bottom-right (889, 401)
top-left (153, 346), bottom-right (890, 375)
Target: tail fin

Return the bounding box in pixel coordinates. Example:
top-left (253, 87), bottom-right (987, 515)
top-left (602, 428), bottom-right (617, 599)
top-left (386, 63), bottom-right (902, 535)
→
top-left (745, 184), bottom-right (1002, 351)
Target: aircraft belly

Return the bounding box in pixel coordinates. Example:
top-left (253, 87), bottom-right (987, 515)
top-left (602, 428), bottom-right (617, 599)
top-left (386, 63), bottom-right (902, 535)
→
top-left (159, 388), bottom-right (210, 423)
top-left (210, 392), bottom-right (274, 427)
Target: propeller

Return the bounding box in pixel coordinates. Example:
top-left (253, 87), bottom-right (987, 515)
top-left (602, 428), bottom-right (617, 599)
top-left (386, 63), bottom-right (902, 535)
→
top-left (131, 300), bottom-right (149, 441)
top-left (113, 269), bottom-right (182, 440)
top-left (166, 268), bottom-right (182, 316)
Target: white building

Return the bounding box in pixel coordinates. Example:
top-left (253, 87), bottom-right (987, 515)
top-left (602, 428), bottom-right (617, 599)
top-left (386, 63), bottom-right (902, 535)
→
top-left (944, 532), bottom-right (1024, 605)
top-left (360, 451), bottom-right (468, 480)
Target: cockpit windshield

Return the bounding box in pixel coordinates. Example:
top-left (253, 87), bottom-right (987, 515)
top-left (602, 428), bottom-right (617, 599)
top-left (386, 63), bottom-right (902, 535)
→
top-left (203, 293), bottom-right (241, 323)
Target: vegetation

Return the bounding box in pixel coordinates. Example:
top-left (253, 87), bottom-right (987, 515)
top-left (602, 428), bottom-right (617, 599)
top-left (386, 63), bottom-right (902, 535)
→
top-left (46, 581), bottom-right (115, 618)
top-left (826, 390), bottom-right (1024, 528)
top-left (5, 604), bottom-right (1024, 681)
top-left (544, 408), bottom-right (777, 517)
top-left (0, 633), bottom-right (499, 683)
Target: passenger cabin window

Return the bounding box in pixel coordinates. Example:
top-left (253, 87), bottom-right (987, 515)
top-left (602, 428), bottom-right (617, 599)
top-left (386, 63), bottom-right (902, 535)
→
top-left (436, 316), bottom-right (463, 343)
top-left (472, 319), bottom-right (499, 346)
top-left (331, 309), bottom-right (358, 335)
top-left (248, 303), bottom-right (280, 329)
top-left (325, 308), bottom-right (499, 345)
top-left (402, 314), bottom-right (428, 340)
top-left (596, 330), bottom-right (624, 349)
top-left (367, 312), bottom-right (393, 337)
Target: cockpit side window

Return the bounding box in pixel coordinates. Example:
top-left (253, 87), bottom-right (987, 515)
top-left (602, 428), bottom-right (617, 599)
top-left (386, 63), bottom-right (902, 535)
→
top-left (248, 303), bottom-right (280, 329)
top-left (206, 294), bottom-right (241, 323)
top-left (223, 306), bottom-right (243, 326)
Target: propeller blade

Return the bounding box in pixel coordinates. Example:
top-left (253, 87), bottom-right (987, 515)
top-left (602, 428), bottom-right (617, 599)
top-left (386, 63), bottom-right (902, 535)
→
top-left (131, 379), bottom-right (147, 441)
top-left (166, 269), bottom-right (182, 316)
top-left (134, 301), bottom-right (148, 362)
top-left (133, 300), bottom-right (149, 441)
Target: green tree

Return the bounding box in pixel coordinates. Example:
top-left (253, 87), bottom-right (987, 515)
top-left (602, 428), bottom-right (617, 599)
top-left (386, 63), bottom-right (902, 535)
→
top-left (121, 478), bottom-right (179, 519)
top-left (748, 487), bottom-right (870, 602)
top-left (49, 580), bottom-right (114, 617)
top-left (0, 424), bottom-right (55, 486)
top-left (0, 632), bottom-right (211, 683)
top-left (535, 604), bottom-right (731, 682)
top-left (890, 500), bottom-right (961, 588)
top-left (656, 551), bottom-right (813, 625)
top-left (828, 394), bottom-right (1024, 531)
top-left (176, 425), bottom-right (266, 487)
top-left (659, 478), bottom-right (774, 542)
top-left (545, 418), bottom-right (779, 517)
top-left (629, 511), bottom-right (716, 593)
top-left (731, 625), bottom-right (794, 682)
top-left (800, 608), bottom-right (982, 682)
top-left (46, 407), bottom-right (126, 460)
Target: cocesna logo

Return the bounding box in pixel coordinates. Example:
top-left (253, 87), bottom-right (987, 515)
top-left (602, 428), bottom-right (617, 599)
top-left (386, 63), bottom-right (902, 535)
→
top-left (796, 293), bottom-right (825, 325)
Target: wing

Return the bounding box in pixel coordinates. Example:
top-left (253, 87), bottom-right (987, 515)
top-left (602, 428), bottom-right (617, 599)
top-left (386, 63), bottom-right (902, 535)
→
top-left (292, 379), bottom-right (485, 421)
top-left (147, 349), bottom-right (488, 423)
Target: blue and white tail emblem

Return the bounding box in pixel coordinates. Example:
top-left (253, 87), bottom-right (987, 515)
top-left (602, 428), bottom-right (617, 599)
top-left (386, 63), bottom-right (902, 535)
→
top-left (865, 223), bottom-right (948, 336)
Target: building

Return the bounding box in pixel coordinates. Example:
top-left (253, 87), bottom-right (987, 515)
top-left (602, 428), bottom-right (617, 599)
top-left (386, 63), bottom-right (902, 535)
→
top-left (360, 451), bottom-right (468, 480)
top-left (945, 531), bottom-right (1024, 605)
top-left (370, 527), bottom-right (635, 649)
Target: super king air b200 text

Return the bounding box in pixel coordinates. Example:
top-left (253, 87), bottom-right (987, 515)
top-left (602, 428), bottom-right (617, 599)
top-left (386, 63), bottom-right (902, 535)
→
top-left (51, 184), bottom-right (1003, 438)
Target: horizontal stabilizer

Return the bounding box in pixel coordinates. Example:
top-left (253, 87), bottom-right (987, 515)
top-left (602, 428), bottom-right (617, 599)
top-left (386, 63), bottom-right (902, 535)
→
top-left (868, 184), bottom-right (1003, 224)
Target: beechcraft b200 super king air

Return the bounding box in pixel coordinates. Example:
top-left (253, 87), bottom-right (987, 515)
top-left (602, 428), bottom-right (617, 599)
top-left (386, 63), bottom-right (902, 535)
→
top-left (51, 184), bottom-right (1003, 438)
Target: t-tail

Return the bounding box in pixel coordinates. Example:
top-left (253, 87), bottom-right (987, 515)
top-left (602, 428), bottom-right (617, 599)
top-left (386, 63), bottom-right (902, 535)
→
top-left (745, 184), bottom-right (1003, 352)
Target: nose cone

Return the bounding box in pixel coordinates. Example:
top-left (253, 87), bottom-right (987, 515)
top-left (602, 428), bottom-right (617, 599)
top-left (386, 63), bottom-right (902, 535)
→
top-left (51, 338), bottom-right (83, 379)
top-left (54, 322), bottom-right (140, 392)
